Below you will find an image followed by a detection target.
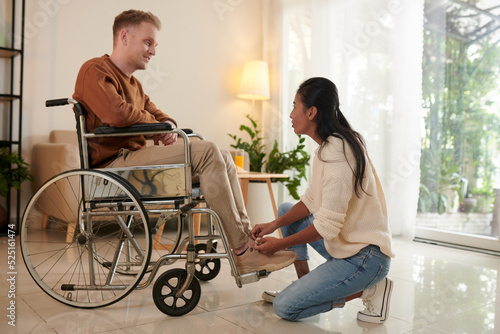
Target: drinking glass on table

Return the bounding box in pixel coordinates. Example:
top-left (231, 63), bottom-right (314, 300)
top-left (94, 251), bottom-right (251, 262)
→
top-left (235, 149), bottom-right (245, 171)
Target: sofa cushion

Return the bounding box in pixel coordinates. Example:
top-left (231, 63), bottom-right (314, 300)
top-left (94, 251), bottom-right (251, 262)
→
top-left (49, 130), bottom-right (78, 147)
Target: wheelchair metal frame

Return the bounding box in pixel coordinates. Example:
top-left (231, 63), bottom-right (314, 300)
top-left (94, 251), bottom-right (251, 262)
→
top-left (20, 98), bottom-right (269, 316)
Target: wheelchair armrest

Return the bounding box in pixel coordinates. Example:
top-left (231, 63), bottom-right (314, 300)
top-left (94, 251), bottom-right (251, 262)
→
top-left (94, 123), bottom-right (174, 134)
top-left (93, 124), bottom-right (197, 137)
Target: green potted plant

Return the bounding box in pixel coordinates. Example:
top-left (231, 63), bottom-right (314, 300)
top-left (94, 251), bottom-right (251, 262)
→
top-left (265, 137), bottom-right (309, 199)
top-left (418, 148), bottom-right (467, 214)
top-left (228, 115), bottom-right (310, 200)
top-left (228, 115), bottom-right (267, 173)
top-left (0, 147), bottom-right (34, 227)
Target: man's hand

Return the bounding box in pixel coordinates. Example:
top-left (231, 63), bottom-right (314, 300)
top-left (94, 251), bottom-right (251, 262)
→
top-left (153, 120), bottom-right (177, 146)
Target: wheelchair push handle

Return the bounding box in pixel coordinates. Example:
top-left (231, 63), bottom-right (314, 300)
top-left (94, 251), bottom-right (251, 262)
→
top-left (45, 98), bottom-right (78, 107)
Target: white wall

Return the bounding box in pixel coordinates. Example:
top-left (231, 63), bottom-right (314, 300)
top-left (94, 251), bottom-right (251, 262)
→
top-left (21, 0), bottom-right (263, 200)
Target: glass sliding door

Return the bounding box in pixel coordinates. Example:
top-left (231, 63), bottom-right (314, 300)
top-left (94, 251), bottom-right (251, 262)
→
top-left (416, 0), bottom-right (500, 252)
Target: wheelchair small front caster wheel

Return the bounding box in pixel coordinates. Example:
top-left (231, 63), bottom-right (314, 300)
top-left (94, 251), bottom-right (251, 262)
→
top-left (194, 243), bottom-right (221, 281)
top-left (153, 268), bottom-right (201, 316)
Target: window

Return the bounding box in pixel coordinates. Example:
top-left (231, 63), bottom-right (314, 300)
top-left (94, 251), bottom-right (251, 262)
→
top-left (417, 0), bottom-right (500, 249)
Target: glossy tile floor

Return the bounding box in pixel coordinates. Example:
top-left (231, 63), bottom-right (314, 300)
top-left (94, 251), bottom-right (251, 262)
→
top-left (1, 235), bottom-right (500, 334)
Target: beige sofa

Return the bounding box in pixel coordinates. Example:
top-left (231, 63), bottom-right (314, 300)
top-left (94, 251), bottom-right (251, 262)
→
top-left (31, 130), bottom-right (80, 242)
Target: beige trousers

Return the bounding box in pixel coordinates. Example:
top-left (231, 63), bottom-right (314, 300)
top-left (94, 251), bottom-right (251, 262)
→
top-left (107, 140), bottom-right (251, 249)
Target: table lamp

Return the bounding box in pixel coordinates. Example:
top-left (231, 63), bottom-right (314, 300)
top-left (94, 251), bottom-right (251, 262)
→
top-left (237, 60), bottom-right (270, 121)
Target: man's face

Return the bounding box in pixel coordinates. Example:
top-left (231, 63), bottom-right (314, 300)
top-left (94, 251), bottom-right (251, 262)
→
top-left (123, 21), bottom-right (159, 72)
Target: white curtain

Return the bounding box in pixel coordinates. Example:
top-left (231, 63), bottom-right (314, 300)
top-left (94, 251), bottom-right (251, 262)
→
top-left (262, 0), bottom-right (425, 238)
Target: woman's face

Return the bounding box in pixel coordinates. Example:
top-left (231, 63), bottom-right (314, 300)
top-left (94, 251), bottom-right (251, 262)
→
top-left (290, 93), bottom-right (314, 136)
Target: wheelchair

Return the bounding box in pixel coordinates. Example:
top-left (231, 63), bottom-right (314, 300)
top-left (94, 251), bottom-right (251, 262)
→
top-left (20, 98), bottom-right (270, 316)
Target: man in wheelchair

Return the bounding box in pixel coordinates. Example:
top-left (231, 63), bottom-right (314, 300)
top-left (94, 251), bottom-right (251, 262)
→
top-left (71, 9), bottom-right (296, 276)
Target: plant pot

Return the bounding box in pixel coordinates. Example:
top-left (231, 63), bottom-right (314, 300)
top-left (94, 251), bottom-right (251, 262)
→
top-left (459, 197), bottom-right (477, 213)
top-left (246, 181), bottom-right (280, 224)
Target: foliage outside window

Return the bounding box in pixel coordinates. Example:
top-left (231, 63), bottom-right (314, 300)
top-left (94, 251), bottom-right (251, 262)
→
top-left (419, 1), bottom-right (500, 214)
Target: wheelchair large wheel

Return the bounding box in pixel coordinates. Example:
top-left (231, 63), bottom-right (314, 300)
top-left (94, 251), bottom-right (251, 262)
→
top-left (20, 169), bottom-right (152, 308)
top-left (152, 268), bottom-right (201, 316)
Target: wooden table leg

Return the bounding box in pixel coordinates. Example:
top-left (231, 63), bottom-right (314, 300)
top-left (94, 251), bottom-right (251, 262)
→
top-left (266, 179), bottom-right (279, 219)
top-left (240, 178), bottom-right (249, 207)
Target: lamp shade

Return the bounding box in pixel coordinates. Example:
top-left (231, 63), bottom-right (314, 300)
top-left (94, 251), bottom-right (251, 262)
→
top-left (237, 60), bottom-right (270, 100)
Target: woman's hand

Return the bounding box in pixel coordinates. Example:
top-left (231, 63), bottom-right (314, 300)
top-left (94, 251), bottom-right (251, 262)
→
top-left (254, 236), bottom-right (284, 254)
top-left (251, 221), bottom-right (278, 240)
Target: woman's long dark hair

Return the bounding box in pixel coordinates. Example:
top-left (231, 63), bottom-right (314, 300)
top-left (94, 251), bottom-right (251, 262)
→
top-left (297, 77), bottom-right (367, 197)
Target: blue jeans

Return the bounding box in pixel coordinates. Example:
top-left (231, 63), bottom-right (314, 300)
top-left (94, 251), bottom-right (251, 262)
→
top-left (274, 202), bottom-right (391, 321)
top-left (279, 202), bottom-right (332, 261)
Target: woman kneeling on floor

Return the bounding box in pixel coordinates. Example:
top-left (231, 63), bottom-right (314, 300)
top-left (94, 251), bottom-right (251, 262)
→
top-left (252, 77), bottom-right (395, 323)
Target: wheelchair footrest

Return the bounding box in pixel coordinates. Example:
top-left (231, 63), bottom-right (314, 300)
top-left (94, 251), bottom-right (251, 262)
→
top-left (235, 270), bottom-right (270, 286)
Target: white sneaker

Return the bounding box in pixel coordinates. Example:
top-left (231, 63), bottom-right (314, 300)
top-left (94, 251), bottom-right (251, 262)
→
top-left (262, 290), bottom-right (280, 303)
top-left (357, 277), bottom-right (393, 323)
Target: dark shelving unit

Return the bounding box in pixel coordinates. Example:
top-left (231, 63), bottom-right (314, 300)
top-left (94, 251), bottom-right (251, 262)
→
top-left (1, 0), bottom-right (25, 234)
